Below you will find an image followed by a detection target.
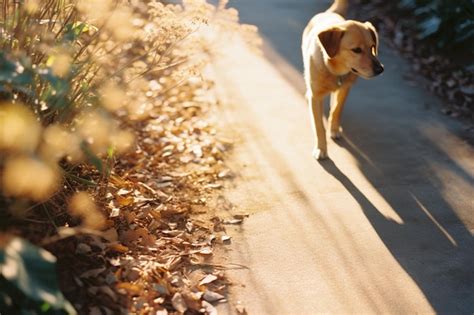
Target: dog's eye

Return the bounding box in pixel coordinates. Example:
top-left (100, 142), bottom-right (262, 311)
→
top-left (351, 47), bottom-right (362, 53)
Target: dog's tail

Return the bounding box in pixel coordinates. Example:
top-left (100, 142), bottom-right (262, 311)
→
top-left (327, 0), bottom-right (348, 16)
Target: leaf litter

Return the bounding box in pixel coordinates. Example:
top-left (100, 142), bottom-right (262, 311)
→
top-left (40, 73), bottom-right (249, 314)
top-left (0, 1), bottom-right (261, 313)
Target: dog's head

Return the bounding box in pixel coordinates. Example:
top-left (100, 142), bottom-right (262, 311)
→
top-left (318, 21), bottom-right (383, 78)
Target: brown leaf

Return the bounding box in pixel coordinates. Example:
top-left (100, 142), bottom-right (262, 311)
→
top-left (107, 243), bottom-right (129, 253)
top-left (125, 268), bottom-right (139, 282)
top-left (124, 211), bottom-right (136, 224)
top-left (103, 228), bottom-right (119, 242)
top-left (99, 286), bottom-right (118, 302)
top-left (182, 291), bottom-right (202, 311)
top-left (116, 282), bottom-right (142, 296)
top-left (117, 195), bottom-right (134, 206)
top-left (120, 229), bottom-right (141, 244)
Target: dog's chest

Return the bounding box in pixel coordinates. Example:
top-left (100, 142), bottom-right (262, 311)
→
top-left (309, 67), bottom-right (344, 94)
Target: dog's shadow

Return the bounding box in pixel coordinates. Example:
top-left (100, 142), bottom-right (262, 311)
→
top-left (319, 135), bottom-right (474, 314)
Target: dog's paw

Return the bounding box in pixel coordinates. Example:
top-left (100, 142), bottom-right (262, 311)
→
top-left (312, 147), bottom-right (328, 160)
top-left (330, 127), bottom-right (343, 140)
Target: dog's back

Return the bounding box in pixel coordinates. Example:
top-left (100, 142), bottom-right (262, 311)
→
top-left (302, 0), bottom-right (347, 51)
top-left (327, 0), bottom-right (348, 16)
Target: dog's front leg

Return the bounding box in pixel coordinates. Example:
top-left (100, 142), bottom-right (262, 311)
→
top-left (308, 93), bottom-right (328, 160)
top-left (329, 85), bottom-right (351, 139)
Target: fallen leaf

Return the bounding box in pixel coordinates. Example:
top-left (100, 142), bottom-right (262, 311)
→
top-left (233, 214), bottom-right (249, 220)
top-left (205, 183), bottom-right (222, 189)
top-left (152, 283), bottom-right (169, 295)
top-left (109, 207), bottom-right (120, 218)
top-left (185, 221), bottom-right (193, 233)
top-left (104, 272), bottom-right (117, 285)
top-left (117, 195), bottom-right (134, 206)
top-left (117, 188), bottom-right (132, 195)
top-left (203, 290), bottom-right (225, 302)
top-left (171, 292), bottom-right (187, 313)
top-left (126, 267), bottom-right (141, 282)
top-left (116, 282), bottom-right (142, 295)
top-left (107, 243), bottom-right (129, 253)
top-left (182, 290), bottom-right (202, 311)
top-left (202, 300), bottom-right (218, 315)
top-left (100, 286), bottom-right (118, 302)
top-left (103, 228), bottom-right (119, 242)
top-left (207, 234), bottom-right (216, 245)
top-left (124, 211), bottom-right (136, 224)
top-left (198, 247), bottom-right (213, 255)
top-left (199, 274), bottom-right (218, 286)
top-left (217, 169), bottom-right (231, 178)
top-left (223, 219), bottom-right (243, 225)
top-left (76, 243), bottom-right (91, 254)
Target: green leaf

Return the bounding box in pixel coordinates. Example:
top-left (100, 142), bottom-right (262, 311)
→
top-left (80, 141), bottom-right (106, 173)
top-left (0, 237), bottom-right (76, 314)
top-left (63, 22), bottom-right (98, 42)
top-left (0, 52), bottom-right (34, 86)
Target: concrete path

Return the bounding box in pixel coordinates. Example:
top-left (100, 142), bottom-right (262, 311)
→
top-left (212, 0), bottom-right (474, 314)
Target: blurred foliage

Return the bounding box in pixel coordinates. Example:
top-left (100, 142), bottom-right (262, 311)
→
top-left (399, 0), bottom-right (474, 52)
top-left (0, 0), bottom-right (257, 212)
top-left (361, 0), bottom-right (474, 62)
top-left (0, 236), bottom-right (76, 314)
top-left (0, 0), bottom-right (259, 313)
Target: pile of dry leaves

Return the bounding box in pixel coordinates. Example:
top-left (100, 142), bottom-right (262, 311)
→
top-left (351, 0), bottom-right (474, 128)
top-left (40, 77), bottom-right (245, 314)
top-left (0, 0), bottom-right (260, 314)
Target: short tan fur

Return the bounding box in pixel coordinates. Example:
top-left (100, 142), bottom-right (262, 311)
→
top-left (302, 0), bottom-right (384, 160)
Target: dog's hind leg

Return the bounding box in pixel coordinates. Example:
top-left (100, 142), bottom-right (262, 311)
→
top-left (329, 86), bottom-right (351, 139)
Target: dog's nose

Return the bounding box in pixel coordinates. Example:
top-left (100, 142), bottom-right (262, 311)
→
top-left (373, 62), bottom-right (384, 75)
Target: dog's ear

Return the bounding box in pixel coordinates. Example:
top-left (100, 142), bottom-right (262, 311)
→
top-left (318, 27), bottom-right (345, 58)
top-left (365, 22), bottom-right (379, 55)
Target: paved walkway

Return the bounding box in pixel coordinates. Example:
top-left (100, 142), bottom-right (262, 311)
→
top-left (212, 1), bottom-right (474, 314)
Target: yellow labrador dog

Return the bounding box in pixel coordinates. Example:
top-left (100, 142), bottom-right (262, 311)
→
top-left (302, 0), bottom-right (384, 160)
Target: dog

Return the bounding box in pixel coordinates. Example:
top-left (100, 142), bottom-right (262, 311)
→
top-left (302, 0), bottom-right (384, 160)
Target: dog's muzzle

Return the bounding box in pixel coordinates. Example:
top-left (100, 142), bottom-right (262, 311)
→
top-left (372, 60), bottom-right (384, 75)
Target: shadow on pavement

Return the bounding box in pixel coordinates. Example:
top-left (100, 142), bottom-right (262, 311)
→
top-left (229, 0), bottom-right (474, 312)
top-left (320, 139), bottom-right (474, 314)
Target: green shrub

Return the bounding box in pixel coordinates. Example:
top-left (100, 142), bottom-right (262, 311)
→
top-left (398, 0), bottom-right (473, 58)
top-left (0, 236), bottom-right (76, 314)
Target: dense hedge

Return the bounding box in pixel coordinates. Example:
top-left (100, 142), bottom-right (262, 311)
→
top-left (402, 0), bottom-right (473, 56)
top-left (362, 0), bottom-right (474, 65)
